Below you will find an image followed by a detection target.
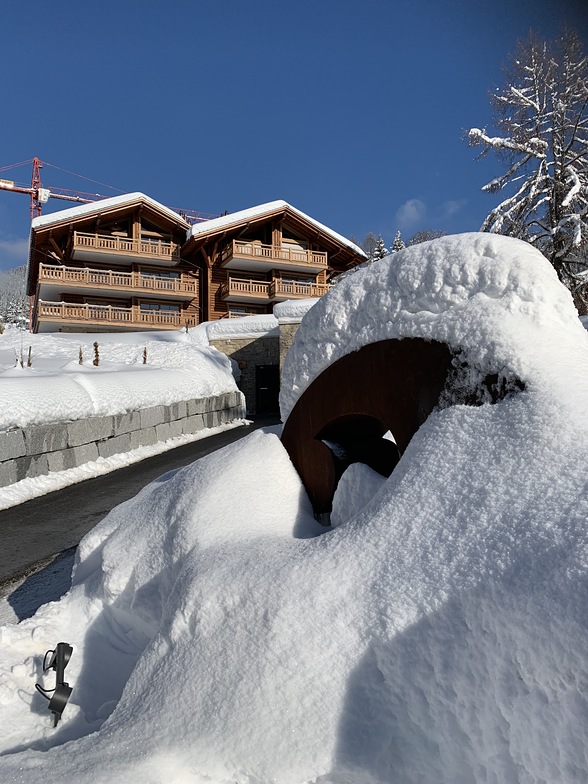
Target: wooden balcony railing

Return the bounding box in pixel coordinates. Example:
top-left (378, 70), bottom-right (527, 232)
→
top-left (219, 279), bottom-right (271, 299)
top-left (36, 301), bottom-right (196, 329)
top-left (73, 232), bottom-right (181, 261)
top-left (221, 240), bottom-right (327, 268)
top-left (269, 280), bottom-right (331, 299)
top-left (220, 277), bottom-right (331, 302)
top-left (38, 263), bottom-right (197, 296)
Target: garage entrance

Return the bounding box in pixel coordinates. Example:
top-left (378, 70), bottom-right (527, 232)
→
top-left (255, 364), bottom-right (280, 415)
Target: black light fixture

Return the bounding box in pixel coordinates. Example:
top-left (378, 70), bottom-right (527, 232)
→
top-left (35, 642), bottom-right (73, 727)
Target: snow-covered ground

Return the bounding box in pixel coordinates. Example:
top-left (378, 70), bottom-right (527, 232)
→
top-left (0, 234), bottom-right (587, 783)
top-left (0, 326), bottom-right (238, 431)
top-left (0, 326), bottom-right (246, 509)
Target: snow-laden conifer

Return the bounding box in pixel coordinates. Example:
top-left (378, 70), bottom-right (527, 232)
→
top-left (372, 234), bottom-right (389, 260)
top-left (391, 230), bottom-right (406, 252)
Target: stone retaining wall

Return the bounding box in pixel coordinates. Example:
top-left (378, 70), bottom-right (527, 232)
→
top-left (0, 390), bottom-right (245, 489)
top-left (209, 336), bottom-right (279, 414)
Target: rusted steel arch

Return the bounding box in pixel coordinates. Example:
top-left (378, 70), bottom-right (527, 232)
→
top-left (281, 338), bottom-right (453, 519)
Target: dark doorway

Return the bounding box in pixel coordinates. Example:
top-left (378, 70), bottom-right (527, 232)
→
top-left (255, 364), bottom-right (280, 415)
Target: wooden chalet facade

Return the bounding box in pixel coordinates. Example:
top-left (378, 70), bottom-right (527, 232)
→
top-left (182, 200), bottom-right (365, 321)
top-left (27, 196), bottom-right (365, 333)
top-left (27, 194), bottom-right (197, 333)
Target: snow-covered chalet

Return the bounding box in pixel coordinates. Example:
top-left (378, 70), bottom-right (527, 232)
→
top-left (26, 195), bottom-right (365, 333)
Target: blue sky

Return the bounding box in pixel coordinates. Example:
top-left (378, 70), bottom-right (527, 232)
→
top-left (1, 0), bottom-right (587, 270)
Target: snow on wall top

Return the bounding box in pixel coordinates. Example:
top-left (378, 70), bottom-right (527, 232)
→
top-left (280, 232), bottom-right (585, 420)
top-left (206, 313), bottom-right (279, 340)
top-left (273, 298), bottom-right (319, 321)
top-left (31, 192), bottom-right (189, 230)
top-left (188, 199), bottom-right (366, 257)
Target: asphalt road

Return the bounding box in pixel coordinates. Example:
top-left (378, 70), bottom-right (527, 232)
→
top-left (0, 418), bottom-right (278, 585)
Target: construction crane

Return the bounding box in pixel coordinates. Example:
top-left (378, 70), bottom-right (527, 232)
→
top-left (0, 158), bottom-right (218, 224)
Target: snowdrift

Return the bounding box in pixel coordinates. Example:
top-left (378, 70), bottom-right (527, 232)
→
top-left (0, 234), bottom-right (587, 784)
top-left (0, 329), bottom-right (237, 430)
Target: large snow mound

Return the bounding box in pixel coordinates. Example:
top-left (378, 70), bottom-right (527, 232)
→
top-left (0, 234), bottom-right (587, 783)
top-left (280, 232), bottom-right (585, 419)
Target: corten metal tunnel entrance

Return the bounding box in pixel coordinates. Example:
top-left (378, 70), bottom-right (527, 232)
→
top-left (281, 338), bottom-right (453, 519)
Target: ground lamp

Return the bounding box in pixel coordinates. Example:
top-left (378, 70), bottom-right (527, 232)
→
top-left (35, 643), bottom-right (73, 726)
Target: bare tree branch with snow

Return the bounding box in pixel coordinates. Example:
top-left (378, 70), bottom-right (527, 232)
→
top-left (469, 30), bottom-right (588, 312)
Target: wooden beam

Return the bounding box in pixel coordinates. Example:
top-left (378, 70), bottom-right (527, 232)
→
top-left (49, 237), bottom-right (64, 261)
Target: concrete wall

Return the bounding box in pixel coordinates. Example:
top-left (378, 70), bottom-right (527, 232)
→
top-left (0, 390), bottom-right (245, 489)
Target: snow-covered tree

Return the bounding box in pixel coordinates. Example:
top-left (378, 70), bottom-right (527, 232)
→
top-left (407, 229), bottom-right (446, 247)
top-left (372, 235), bottom-right (389, 260)
top-left (468, 29), bottom-right (588, 309)
top-left (391, 230), bottom-right (405, 252)
top-left (0, 265), bottom-right (28, 326)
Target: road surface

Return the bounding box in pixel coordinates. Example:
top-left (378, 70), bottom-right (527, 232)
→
top-left (0, 418), bottom-right (278, 585)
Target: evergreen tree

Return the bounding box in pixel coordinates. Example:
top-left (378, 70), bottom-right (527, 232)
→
top-left (372, 235), bottom-right (389, 260)
top-left (0, 265), bottom-right (28, 325)
top-left (391, 231), bottom-right (406, 252)
top-left (407, 229), bottom-right (446, 246)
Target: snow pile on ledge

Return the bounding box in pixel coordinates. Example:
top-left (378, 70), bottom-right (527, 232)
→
top-left (205, 313), bottom-right (278, 340)
top-left (0, 234), bottom-right (587, 784)
top-left (273, 298), bottom-right (319, 322)
top-left (0, 329), bottom-right (237, 430)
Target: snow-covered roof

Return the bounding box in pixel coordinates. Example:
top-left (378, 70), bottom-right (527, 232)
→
top-left (31, 192), bottom-right (190, 230)
top-left (188, 199), bottom-right (366, 257)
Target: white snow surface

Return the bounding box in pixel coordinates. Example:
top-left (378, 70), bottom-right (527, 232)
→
top-left (205, 313), bottom-right (279, 340)
top-left (0, 328), bottom-right (238, 430)
top-left (273, 297), bottom-right (319, 321)
top-left (187, 199), bottom-right (366, 257)
top-left (280, 232), bottom-right (586, 420)
top-left (0, 233), bottom-right (587, 783)
top-left (31, 192), bottom-right (189, 230)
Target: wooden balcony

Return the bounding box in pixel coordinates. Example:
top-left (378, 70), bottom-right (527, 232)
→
top-left (220, 240), bottom-right (328, 273)
top-left (38, 263), bottom-right (197, 298)
top-left (269, 280), bottom-right (331, 300)
top-left (36, 301), bottom-right (196, 331)
top-left (72, 232), bottom-right (181, 264)
top-left (220, 277), bottom-right (331, 303)
top-left (220, 278), bottom-right (271, 303)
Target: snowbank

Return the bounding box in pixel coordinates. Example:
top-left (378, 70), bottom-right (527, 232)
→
top-left (0, 329), bottom-right (238, 430)
top-left (280, 233), bottom-right (585, 419)
top-left (0, 234), bottom-right (586, 784)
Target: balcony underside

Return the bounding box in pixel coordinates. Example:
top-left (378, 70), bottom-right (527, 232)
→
top-left (72, 232), bottom-right (181, 266)
top-left (72, 248), bottom-right (179, 266)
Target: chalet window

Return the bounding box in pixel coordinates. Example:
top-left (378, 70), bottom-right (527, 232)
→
top-left (229, 305), bottom-right (264, 316)
top-left (281, 276), bottom-right (313, 284)
top-left (140, 270), bottom-right (180, 279)
top-left (139, 302), bottom-right (180, 313)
